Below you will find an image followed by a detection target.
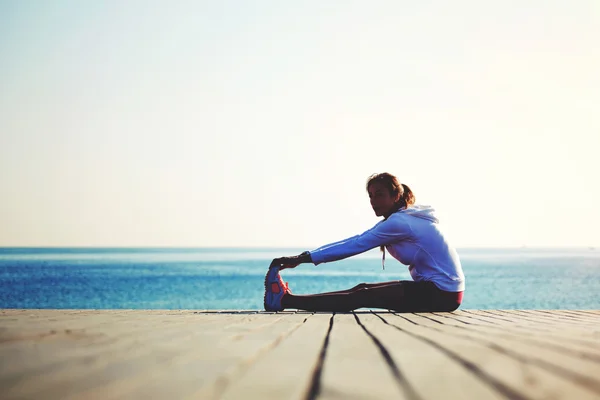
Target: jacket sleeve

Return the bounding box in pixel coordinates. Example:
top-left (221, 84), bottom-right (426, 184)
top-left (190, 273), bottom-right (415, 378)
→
top-left (309, 216), bottom-right (412, 265)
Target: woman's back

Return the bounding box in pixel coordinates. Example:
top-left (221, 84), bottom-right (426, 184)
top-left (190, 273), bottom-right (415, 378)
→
top-left (385, 205), bottom-right (465, 292)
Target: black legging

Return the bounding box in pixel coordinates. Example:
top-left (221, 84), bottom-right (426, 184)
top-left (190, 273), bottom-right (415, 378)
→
top-left (281, 280), bottom-right (463, 313)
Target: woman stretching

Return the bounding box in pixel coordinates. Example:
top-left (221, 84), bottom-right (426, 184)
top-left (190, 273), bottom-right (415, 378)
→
top-left (264, 172), bottom-right (465, 313)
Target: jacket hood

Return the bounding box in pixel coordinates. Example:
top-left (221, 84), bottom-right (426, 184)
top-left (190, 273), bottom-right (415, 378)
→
top-left (398, 205), bottom-right (438, 223)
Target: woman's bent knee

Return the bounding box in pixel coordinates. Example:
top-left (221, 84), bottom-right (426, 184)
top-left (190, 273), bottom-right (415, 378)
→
top-left (350, 283), bottom-right (368, 292)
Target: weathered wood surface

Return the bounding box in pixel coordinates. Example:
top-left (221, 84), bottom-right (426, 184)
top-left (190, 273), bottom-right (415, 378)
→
top-left (1, 309), bottom-right (599, 400)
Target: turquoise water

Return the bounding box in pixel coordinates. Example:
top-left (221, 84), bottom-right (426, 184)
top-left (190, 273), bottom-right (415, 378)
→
top-left (0, 247), bottom-right (599, 310)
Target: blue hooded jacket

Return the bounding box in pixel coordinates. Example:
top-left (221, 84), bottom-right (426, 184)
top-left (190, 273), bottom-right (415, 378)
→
top-left (309, 205), bottom-right (465, 292)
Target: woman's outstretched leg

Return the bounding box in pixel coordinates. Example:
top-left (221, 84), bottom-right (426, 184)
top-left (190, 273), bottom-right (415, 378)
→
top-left (281, 280), bottom-right (462, 312)
top-left (264, 268), bottom-right (462, 312)
top-left (281, 282), bottom-right (411, 312)
top-left (301, 281), bottom-right (402, 296)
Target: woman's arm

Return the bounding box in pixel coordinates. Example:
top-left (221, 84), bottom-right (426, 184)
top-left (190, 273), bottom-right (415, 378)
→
top-left (309, 217), bottom-right (411, 265)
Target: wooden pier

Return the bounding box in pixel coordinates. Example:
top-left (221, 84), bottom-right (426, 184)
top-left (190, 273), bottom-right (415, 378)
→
top-left (1, 309), bottom-right (599, 399)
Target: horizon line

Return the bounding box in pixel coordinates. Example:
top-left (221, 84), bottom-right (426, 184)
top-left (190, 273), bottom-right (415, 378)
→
top-left (0, 245), bottom-right (597, 250)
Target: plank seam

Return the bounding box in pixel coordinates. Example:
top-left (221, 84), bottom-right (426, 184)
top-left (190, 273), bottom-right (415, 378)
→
top-left (410, 314), bottom-right (600, 395)
top-left (376, 313), bottom-right (529, 400)
top-left (433, 312), bottom-right (600, 354)
top-left (356, 312), bottom-right (421, 400)
top-left (431, 313), bottom-right (472, 325)
top-left (204, 314), bottom-right (313, 400)
top-left (475, 310), bottom-right (520, 323)
top-left (304, 314), bottom-right (334, 400)
top-left (433, 314), bottom-right (600, 363)
top-left (532, 310), bottom-right (600, 325)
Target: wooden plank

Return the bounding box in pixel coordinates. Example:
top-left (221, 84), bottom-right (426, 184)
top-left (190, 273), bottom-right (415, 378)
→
top-left (0, 313), bottom-right (236, 378)
top-left (461, 310), bottom-right (520, 324)
top-left (2, 310), bottom-right (600, 400)
top-left (556, 309), bottom-right (596, 318)
top-left (69, 313), bottom-right (312, 400)
top-left (576, 310), bottom-right (600, 315)
top-left (465, 310), bottom-right (563, 328)
top-left (508, 311), bottom-right (599, 327)
top-left (458, 310), bottom-right (557, 329)
top-left (356, 312), bottom-right (506, 400)
top-left (531, 310), bottom-right (600, 324)
top-left (2, 313), bottom-right (290, 399)
top-left (431, 313), bottom-right (600, 362)
top-left (452, 310), bottom-right (600, 353)
top-left (483, 310), bottom-right (575, 326)
top-left (491, 310), bottom-right (598, 327)
top-left (389, 313), bottom-right (599, 400)
top-left (494, 311), bottom-right (600, 336)
top-left (0, 313), bottom-right (234, 394)
top-left (461, 311), bottom-right (600, 342)
top-left (216, 313), bottom-right (332, 400)
top-left (0, 310), bottom-right (225, 340)
top-left (318, 313), bottom-right (405, 399)
top-left (406, 313), bottom-right (600, 396)
top-left (0, 312), bottom-right (217, 342)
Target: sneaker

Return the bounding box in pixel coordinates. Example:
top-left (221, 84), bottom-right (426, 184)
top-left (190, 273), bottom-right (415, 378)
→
top-left (264, 267), bottom-right (292, 311)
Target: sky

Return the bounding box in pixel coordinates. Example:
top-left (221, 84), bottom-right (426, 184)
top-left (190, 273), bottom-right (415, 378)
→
top-left (0, 1), bottom-right (598, 248)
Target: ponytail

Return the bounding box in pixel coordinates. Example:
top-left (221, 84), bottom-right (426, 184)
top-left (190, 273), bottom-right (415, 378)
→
top-left (400, 183), bottom-right (415, 209)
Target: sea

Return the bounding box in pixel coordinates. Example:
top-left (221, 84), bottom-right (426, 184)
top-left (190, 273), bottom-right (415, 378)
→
top-left (0, 247), bottom-right (599, 310)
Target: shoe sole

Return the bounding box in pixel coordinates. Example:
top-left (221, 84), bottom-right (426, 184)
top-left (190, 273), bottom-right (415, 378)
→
top-left (264, 267), bottom-right (276, 311)
top-left (263, 269), bottom-right (269, 310)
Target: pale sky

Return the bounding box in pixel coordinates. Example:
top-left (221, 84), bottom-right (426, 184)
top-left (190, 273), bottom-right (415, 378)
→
top-left (1, 1), bottom-right (599, 248)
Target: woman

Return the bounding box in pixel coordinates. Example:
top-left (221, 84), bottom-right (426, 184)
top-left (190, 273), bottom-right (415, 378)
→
top-left (264, 172), bottom-right (465, 313)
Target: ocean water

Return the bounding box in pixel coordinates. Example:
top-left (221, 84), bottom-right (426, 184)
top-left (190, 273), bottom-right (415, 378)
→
top-left (0, 247), bottom-right (599, 310)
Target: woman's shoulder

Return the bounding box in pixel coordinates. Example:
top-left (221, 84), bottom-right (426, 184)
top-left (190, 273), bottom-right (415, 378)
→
top-left (376, 212), bottom-right (412, 234)
top-left (394, 204), bottom-right (439, 223)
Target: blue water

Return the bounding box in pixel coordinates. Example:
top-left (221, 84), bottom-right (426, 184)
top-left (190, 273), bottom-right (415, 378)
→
top-left (0, 247), bottom-right (599, 310)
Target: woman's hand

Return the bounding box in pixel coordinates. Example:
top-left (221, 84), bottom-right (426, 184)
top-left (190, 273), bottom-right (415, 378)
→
top-left (270, 251), bottom-right (312, 270)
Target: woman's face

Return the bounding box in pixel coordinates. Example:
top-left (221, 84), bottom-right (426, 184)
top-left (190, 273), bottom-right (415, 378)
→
top-left (368, 182), bottom-right (398, 217)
